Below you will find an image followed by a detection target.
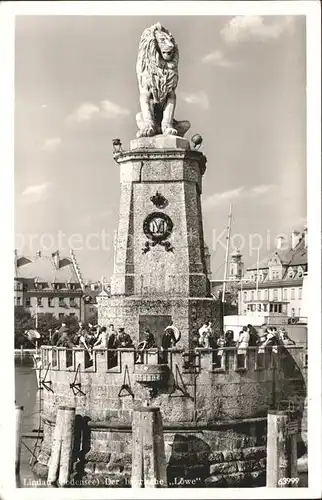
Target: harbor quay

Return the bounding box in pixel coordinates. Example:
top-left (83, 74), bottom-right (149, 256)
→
top-left (32, 344), bottom-right (307, 487)
top-left (14, 20), bottom-right (309, 490)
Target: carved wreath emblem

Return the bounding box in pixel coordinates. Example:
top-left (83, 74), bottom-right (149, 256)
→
top-left (142, 212), bottom-right (174, 253)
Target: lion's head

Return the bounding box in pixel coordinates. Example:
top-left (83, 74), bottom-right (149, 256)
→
top-left (136, 23), bottom-right (179, 105)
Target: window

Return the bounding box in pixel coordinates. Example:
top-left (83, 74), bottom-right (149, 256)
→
top-left (278, 304), bottom-right (282, 313)
top-left (251, 291), bottom-right (255, 301)
top-left (263, 304), bottom-right (267, 312)
top-left (37, 297), bottom-right (42, 307)
top-left (298, 308), bottom-right (301, 316)
top-left (298, 269), bottom-right (303, 278)
top-left (264, 289), bottom-right (268, 300)
top-left (273, 289), bottom-right (278, 300)
top-left (59, 297), bottom-right (65, 307)
top-left (16, 297), bottom-right (21, 306)
top-left (269, 304), bottom-right (273, 312)
top-left (283, 288), bottom-right (288, 300)
top-left (291, 288), bottom-right (295, 300)
top-left (288, 268), bottom-right (294, 279)
top-left (58, 313), bottom-right (64, 319)
top-left (48, 297), bottom-right (54, 308)
top-left (257, 290), bottom-right (261, 300)
top-left (298, 287), bottom-right (302, 299)
top-left (25, 298), bottom-right (31, 307)
top-left (69, 283), bottom-right (76, 290)
top-left (291, 308), bottom-right (295, 317)
top-left (243, 291), bottom-right (247, 302)
top-left (257, 304), bottom-right (261, 312)
top-left (69, 313), bottom-right (76, 317)
top-left (70, 298), bottom-right (76, 307)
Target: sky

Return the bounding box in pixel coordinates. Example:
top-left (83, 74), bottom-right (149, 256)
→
top-left (14, 14), bottom-right (307, 281)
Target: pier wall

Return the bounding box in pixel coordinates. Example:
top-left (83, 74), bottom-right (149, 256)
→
top-left (35, 345), bottom-right (307, 487)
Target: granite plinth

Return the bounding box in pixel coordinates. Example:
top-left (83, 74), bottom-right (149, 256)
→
top-left (130, 135), bottom-right (190, 151)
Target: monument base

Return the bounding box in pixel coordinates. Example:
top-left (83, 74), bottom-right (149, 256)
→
top-left (98, 295), bottom-right (222, 348)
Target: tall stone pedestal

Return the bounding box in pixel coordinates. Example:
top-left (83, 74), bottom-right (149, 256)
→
top-left (98, 136), bottom-right (220, 347)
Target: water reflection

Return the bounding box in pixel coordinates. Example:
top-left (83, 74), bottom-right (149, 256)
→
top-left (15, 355), bottom-right (40, 487)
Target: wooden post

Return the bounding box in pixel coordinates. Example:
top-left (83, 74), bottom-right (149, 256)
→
top-left (47, 406), bottom-right (64, 485)
top-left (47, 405), bottom-right (76, 486)
top-left (132, 407), bottom-right (167, 488)
top-left (267, 410), bottom-right (296, 487)
top-left (20, 345), bottom-right (23, 360)
top-left (15, 405), bottom-right (24, 475)
top-left (58, 406), bottom-right (76, 487)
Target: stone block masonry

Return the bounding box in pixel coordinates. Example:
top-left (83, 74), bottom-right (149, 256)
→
top-left (34, 345), bottom-right (307, 487)
top-left (98, 136), bottom-right (218, 349)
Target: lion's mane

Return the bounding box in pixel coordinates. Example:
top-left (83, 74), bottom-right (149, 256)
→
top-left (136, 23), bottom-right (179, 106)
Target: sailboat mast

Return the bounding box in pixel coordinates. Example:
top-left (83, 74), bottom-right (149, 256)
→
top-left (222, 204), bottom-right (232, 304)
top-left (255, 247), bottom-right (260, 300)
top-left (35, 302), bottom-right (38, 330)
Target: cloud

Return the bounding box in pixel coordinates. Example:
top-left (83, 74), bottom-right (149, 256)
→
top-left (250, 184), bottom-right (276, 195)
top-left (41, 136), bottom-right (61, 152)
top-left (179, 91), bottom-right (209, 110)
top-left (100, 100), bottom-right (131, 119)
top-left (221, 15), bottom-right (295, 44)
top-left (202, 50), bottom-right (235, 68)
top-left (21, 182), bottom-right (54, 204)
top-left (66, 100), bottom-right (130, 124)
top-left (203, 187), bottom-right (245, 210)
top-left (203, 184), bottom-right (277, 210)
top-left (79, 209), bottom-right (113, 226)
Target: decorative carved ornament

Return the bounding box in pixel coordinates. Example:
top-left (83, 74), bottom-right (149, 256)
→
top-left (150, 191), bottom-right (168, 209)
top-left (142, 212), bottom-right (174, 253)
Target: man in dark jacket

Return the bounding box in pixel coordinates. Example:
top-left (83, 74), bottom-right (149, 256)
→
top-left (117, 328), bottom-right (134, 348)
top-left (52, 323), bottom-right (67, 346)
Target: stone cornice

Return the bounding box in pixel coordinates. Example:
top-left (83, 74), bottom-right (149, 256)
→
top-left (114, 149), bottom-right (207, 174)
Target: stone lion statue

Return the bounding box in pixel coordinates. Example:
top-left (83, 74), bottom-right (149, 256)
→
top-left (136, 23), bottom-right (190, 138)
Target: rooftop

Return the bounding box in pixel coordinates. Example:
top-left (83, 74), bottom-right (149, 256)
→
top-left (247, 230), bottom-right (307, 271)
top-left (15, 250), bottom-right (80, 284)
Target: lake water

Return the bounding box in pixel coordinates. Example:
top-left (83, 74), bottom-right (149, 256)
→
top-left (15, 355), bottom-right (42, 488)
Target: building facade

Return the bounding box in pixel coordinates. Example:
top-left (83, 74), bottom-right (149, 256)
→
top-left (238, 229), bottom-right (307, 322)
top-left (14, 250), bottom-right (85, 321)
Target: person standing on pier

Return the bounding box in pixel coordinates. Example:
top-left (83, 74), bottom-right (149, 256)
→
top-left (52, 323), bottom-right (67, 346)
top-left (160, 321), bottom-right (180, 363)
top-left (107, 324), bottom-right (118, 368)
top-left (93, 326), bottom-right (108, 349)
top-left (117, 327), bottom-right (134, 348)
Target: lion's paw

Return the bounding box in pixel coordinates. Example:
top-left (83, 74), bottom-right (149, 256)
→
top-left (138, 125), bottom-right (157, 138)
top-left (162, 125), bottom-right (177, 136)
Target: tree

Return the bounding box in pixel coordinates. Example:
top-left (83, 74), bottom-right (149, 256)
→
top-left (36, 313), bottom-right (60, 345)
top-left (86, 310), bottom-right (98, 327)
top-left (211, 283), bottom-right (239, 317)
top-left (14, 308), bottom-right (34, 348)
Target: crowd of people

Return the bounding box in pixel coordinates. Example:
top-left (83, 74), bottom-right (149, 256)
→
top-left (49, 319), bottom-right (295, 363)
top-left (193, 322), bottom-right (296, 352)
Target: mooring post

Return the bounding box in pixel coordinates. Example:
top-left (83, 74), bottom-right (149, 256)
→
top-left (15, 404), bottom-right (24, 476)
top-left (47, 406), bottom-right (64, 485)
top-left (58, 406), bottom-right (76, 487)
top-left (47, 405), bottom-right (76, 486)
top-left (132, 406), bottom-right (167, 488)
top-left (267, 410), bottom-right (296, 487)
